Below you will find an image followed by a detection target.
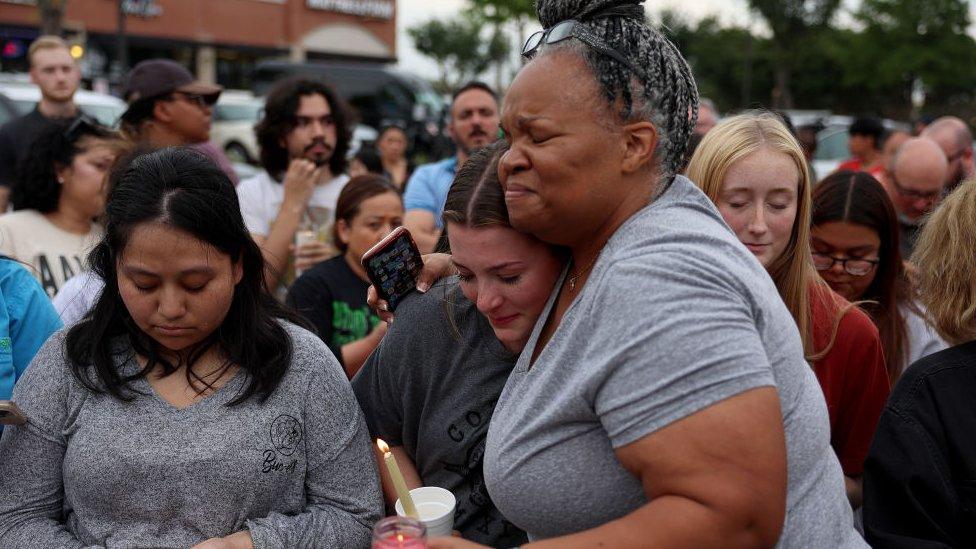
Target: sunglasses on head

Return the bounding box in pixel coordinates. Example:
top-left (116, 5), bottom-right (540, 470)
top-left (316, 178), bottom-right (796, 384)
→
top-left (63, 114), bottom-right (101, 142)
top-left (522, 19), bottom-right (645, 79)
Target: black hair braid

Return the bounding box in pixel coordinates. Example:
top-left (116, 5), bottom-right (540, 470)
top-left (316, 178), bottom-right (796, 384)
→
top-left (534, 0), bottom-right (699, 185)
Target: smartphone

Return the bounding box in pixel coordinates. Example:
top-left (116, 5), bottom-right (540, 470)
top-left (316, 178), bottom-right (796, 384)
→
top-left (0, 400), bottom-right (27, 426)
top-left (362, 226), bottom-right (423, 312)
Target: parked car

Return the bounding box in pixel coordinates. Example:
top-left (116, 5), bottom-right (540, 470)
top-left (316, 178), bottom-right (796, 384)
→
top-left (0, 82), bottom-right (126, 128)
top-left (810, 115), bottom-right (911, 181)
top-left (211, 90), bottom-right (262, 163)
top-left (212, 89), bottom-right (378, 166)
top-left (251, 61), bottom-right (444, 157)
top-left (0, 91), bottom-right (19, 126)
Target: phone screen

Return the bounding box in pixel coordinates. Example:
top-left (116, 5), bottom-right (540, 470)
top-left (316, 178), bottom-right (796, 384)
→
top-left (365, 232), bottom-right (422, 311)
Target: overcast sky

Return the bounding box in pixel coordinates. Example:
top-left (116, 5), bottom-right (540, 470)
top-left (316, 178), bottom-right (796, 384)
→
top-left (394, 0), bottom-right (750, 79)
top-left (394, 0), bottom-right (976, 81)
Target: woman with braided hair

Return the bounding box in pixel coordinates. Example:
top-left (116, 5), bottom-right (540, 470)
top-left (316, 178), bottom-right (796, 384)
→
top-left (427, 1), bottom-right (864, 547)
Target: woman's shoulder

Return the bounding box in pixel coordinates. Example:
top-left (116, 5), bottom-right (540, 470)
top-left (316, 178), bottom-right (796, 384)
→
top-left (0, 209), bottom-right (44, 228)
top-left (276, 319), bottom-right (346, 378)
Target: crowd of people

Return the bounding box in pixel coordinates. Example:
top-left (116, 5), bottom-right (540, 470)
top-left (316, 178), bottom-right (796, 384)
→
top-left (0, 0), bottom-right (975, 546)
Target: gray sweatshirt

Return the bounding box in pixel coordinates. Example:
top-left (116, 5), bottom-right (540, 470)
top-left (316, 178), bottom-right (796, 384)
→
top-left (0, 322), bottom-right (383, 548)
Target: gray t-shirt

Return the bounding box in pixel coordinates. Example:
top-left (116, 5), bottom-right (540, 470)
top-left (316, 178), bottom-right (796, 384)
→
top-left (0, 322), bottom-right (383, 549)
top-left (484, 176), bottom-right (865, 547)
top-left (352, 279), bottom-right (528, 546)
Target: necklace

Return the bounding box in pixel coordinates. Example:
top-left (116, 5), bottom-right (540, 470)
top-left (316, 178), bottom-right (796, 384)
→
top-left (567, 254), bottom-right (599, 292)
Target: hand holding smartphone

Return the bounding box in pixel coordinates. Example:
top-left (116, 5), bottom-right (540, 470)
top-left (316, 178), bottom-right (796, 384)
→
top-left (362, 227), bottom-right (423, 312)
top-left (0, 400), bottom-right (27, 425)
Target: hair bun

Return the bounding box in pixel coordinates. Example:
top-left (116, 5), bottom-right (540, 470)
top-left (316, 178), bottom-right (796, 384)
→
top-left (536, 0), bottom-right (645, 28)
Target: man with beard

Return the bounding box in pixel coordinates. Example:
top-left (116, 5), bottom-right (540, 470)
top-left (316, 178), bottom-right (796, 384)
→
top-left (0, 36), bottom-right (81, 212)
top-left (403, 82), bottom-right (499, 253)
top-left (921, 116), bottom-right (973, 194)
top-left (238, 78), bottom-right (353, 290)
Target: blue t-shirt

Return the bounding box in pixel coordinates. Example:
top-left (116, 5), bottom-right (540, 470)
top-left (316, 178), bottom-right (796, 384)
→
top-left (402, 157), bottom-right (458, 229)
top-left (0, 259), bottom-right (62, 402)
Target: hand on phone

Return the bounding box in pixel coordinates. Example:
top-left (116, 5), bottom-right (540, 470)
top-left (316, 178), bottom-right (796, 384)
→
top-left (366, 252), bottom-right (456, 322)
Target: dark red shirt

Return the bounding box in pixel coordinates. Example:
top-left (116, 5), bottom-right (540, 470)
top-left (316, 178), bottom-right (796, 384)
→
top-left (810, 283), bottom-right (891, 476)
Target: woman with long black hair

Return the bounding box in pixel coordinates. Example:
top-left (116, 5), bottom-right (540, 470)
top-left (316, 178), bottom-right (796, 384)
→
top-left (811, 170), bottom-right (946, 381)
top-left (0, 147), bottom-right (382, 548)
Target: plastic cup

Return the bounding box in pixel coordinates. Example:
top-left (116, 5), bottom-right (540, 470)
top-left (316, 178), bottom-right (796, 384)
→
top-left (395, 486), bottom-right (456, 538)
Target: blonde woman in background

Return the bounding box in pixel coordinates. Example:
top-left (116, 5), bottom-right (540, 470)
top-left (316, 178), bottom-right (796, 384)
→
top-left (687, 111), bottom-right (890, 507)
top-left (863, 178), bottom-right (976, 547)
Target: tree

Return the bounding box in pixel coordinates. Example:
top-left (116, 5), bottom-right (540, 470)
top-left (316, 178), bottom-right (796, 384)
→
top-left (408, 13), bottom-right (511, 94)
top-left (855, 0), bottom-right (976, 118)
top-left (746, 0), bottom-right (842, 109)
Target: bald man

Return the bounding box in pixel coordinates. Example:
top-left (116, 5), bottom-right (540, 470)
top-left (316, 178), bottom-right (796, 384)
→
top-left (887, 137), bottom-right (948, 257)
top-left (921, 116), bottom-right (973, 192)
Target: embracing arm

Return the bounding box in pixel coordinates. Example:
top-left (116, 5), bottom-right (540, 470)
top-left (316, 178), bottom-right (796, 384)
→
top-left (430, 388), bottom-right (786, 549)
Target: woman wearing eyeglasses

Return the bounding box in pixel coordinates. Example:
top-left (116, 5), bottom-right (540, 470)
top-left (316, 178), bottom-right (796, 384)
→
top-left (688, 112), bottom-right (890, 510)
top-left (1, 118), bottom-right (123, 298)
top-left (429, 1), bottom-right (864, 547)
top-left (812, 170), bottom-right (946, 380)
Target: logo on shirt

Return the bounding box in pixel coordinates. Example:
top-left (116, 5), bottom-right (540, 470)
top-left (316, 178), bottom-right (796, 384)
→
top-left (262, 414), bottom-right (302, 473)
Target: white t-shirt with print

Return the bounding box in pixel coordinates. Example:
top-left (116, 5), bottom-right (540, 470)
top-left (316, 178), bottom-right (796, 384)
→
top-left (0, 209), bottom-right (102, 299)
top-left (236, 170), bottom-right (349, 246)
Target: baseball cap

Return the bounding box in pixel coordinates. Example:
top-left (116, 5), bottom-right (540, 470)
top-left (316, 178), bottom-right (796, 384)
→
top-left (122, 59), bottom-right (222, 105)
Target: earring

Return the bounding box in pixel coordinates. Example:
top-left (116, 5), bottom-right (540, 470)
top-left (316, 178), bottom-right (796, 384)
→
top-left (57, 176), bottom-right (64, 184)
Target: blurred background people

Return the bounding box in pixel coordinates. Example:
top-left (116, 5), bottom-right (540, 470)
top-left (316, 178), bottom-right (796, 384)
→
top-left (885, 137), bottom-right (947, 257)
top-left (0, 118), bottom-right (121, 297)
top-left (403, 81), bottom-right (499, 254)
top-left (838, 116), bottom-right (886, 181)
top-left (117, 59), bottom-right (236, 183)
top-left (812, 170), bottom-right (946, 381)
top-left (348, 146), bottom-right (385, 179)
top-left (240, 77), bottom-right (352, 290)
top-left (0, 36), bottom-right (81, 212)
top-left (375, 125), bottom-right (413, 190)
top-left (920, 116), bottom-right (973, 194)
top-left (694, 97), bottom-right (719, 136)
top-left (863, 178), bottom-right (976, 548)
top-left (286, 175), bottom-right (402, 378)
top-left (688, 112), bottom-right (890, 508)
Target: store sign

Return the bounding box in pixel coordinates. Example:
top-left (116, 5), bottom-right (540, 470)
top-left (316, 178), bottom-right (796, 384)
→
top-left (306, 0), bottom-right (394, 20)
top-left (123, 0), bottom-right (163, 18)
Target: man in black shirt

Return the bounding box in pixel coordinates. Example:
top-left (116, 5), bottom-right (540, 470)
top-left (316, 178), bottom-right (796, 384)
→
top-left (0, 36), bottom-right (81, 211)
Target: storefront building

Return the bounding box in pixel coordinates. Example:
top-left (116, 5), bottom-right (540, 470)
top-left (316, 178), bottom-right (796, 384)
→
top-left (0, 0), bottom-right (397, 89)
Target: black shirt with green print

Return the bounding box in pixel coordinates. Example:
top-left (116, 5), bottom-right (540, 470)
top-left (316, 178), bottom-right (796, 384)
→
top-left (287, 256), bottom-right (380, 367)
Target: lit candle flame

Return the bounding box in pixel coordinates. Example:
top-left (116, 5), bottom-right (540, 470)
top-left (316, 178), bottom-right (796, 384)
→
top-left (397, 534), bottom-right (404, 542)
top-left (377, 438), bottom-right (390, 454)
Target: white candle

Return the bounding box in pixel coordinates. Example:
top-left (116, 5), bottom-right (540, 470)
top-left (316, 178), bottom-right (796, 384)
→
top-left (377, 439), bottom-right (419, 519)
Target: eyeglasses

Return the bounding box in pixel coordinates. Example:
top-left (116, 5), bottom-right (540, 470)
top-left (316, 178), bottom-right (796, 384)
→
top-left (522, 20), bottom-right (644, 79)
top-left (170, 91), bottom-right (219, 109)
top-left (63, 114), bottom-right (100, 142)
top-left (889, 172), bottom-right (942, 201)
top-left (812, 253), bottom-right (879, 276)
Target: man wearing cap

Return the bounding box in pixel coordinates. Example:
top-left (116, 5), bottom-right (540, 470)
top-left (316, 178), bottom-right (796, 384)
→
top-left (0, 36), bottom-right (81, 212)
top-left (118, 59), bottom-right (235, 182)
top-left (120, 59), bottom-right (221, 145)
